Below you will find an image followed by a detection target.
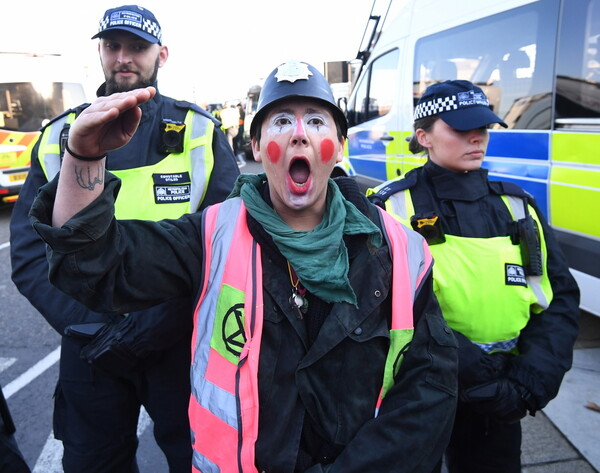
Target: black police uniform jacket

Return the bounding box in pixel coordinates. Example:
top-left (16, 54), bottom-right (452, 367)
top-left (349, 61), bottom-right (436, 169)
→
top-left (370, 160), bottom-right (579, 412)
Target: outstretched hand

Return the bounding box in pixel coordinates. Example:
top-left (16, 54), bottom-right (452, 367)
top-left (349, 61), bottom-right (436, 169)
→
top-left (67, 87), bottom-right (156, 158)
top-left (52, 86), bottom-right (156, 228)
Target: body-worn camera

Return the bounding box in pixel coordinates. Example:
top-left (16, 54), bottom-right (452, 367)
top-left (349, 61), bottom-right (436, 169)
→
top-left (159, 119), bottom-right (185, 154)
top-left (410, 213), bottom-right (446, 245)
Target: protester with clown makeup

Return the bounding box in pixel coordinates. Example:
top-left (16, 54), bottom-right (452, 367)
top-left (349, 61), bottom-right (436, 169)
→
top-left (29, 60), bottom-right (458, 473)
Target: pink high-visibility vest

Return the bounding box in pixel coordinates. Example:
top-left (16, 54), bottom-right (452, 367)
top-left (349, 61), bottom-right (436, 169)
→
top-left (189, 197), bottom-right (432, 473)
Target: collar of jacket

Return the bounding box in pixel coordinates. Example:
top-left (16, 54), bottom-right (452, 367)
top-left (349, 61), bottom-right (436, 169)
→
top-left (425, 159), bottom-right (490, 202)
top-left (246, 181), bottom-right (369, 269)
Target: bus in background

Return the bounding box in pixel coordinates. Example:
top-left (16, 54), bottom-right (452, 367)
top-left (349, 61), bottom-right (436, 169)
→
top-left (344, 0), bottom-right (600, 316)
top-left (0, 52), bottom-right (88, 203)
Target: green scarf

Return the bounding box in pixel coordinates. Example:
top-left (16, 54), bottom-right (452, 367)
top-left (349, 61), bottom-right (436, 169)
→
top-left (229, 173), bottom-right (382, 306)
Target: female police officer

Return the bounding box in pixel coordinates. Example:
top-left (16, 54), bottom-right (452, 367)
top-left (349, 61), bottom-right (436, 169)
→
top-left (368, 80), bottom-right (580, 473)
top-left (28, 61), bottom-right (458, 472)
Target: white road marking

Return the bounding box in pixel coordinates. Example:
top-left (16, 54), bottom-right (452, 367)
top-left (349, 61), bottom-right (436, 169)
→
top-left (0, 241), bottom-right (10, 250)
top-left (137, 407), bottom-right (152, 437)
top-left (3, 341), bottom-right (152, 470)
top-left (32, 432), bottom-right (63, 473)
top-left (4, 346), bottom-right (60, 399)
top-left (0, 357), bottom-right (17, 373)
top-left (31, 408), bottom-right (151, 472)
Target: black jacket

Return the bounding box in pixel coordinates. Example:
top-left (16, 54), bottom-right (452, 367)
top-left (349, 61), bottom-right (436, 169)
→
top-left (10, 84), bottom-right (239, 354)
top-left (370, 160), bottom-right (580, 411)
top-left (29, 173), bottom-right (458, 473)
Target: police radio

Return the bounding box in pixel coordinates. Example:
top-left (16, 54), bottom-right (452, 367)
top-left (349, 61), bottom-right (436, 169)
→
top-left (410, 213), bottom-right (446, 245)
top-left (512, 215), bottom-right (543, 276)
top-left (159, 119), bottom-right (185, 154)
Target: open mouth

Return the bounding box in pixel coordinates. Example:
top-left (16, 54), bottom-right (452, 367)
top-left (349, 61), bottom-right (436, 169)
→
top-left (287, 157), bottom-right (312, 194)
top-left (289, 157), bottom-right (310, 185)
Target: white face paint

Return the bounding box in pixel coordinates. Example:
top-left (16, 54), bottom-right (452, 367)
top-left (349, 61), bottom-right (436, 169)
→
top-left (251, 99), bottom-right (344, 231)
top-left (266, 109), bottom-right (333, 137)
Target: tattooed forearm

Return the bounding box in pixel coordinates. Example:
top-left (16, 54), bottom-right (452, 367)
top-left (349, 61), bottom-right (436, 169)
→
top-left (74, 163), bottom-right (105, 191)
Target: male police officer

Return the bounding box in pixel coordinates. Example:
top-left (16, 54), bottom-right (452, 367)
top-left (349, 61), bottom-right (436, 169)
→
top-left (29, 61), bottom-right (457, 472)
top-left (10, 5), bottom-right (239, 472)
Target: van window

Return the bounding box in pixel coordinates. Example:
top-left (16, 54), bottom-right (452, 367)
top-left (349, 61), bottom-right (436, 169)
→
top-left (0, 82), bottom-right (85, 132)
top-left (347, 49), bottom-right (399, 127)
top-left (555, 0), bottom-right (600, 125)
top-left (414, 0), bottom-right (559, 129)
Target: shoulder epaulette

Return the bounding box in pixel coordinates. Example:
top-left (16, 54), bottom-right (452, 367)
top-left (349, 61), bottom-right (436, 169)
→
top-left (489, 180), bottom-right (533, 200)
top-left (368, 172), bottom-right (417, 205)
top-left (174, 100), bottom-right (220, 126)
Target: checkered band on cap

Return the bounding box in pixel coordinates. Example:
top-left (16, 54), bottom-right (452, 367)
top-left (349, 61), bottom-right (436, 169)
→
top-left (97, 9), bottom-right (162, 43)
top-left (98, 16), bottom-right (110, 31)
top-left (413, 95), bottom-right (458, 121)
top-left (142, 18), bottom-right (162, 42)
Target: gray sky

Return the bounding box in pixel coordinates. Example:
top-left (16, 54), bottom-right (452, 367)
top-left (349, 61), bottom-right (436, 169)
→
top-left (2, 0), bottom-right (377, 103)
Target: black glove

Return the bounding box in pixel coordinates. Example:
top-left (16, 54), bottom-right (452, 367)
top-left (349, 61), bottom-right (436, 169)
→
top-left (460, 378), bottom-right (536, 424)
top-left (455, 331), bottom-right (512, 388)
top-left (78, 316), bottom-right (139, 378)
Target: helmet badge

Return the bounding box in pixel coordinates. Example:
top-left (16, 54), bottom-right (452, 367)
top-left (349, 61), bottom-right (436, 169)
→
top-left (275, 60), bottom-right (313, 83)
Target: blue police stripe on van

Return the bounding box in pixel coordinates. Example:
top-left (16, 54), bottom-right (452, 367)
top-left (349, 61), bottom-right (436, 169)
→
top-left (485, 131), bottom-right (550, 218)
top-left (347, 130), bottom-right (389, 181)
top-left (487, 131), bottom-right (549, 160)
top-left (349, 129), bottom-right (551, 218)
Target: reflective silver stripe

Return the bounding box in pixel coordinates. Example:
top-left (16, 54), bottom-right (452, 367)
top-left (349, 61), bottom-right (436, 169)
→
top-left (505, 195), bottom-right (525, 220)
top-left (191, 199), bottom-right (242, 429)
top-left (188, 111), bottom-right (212, 211)
top-left (525, 274), bottom-right (549, 309)
top-left (192, 449), bottom-right (220, 473)
top-left (404, 223), bottom-right (430, 296)
top-left (388, 191), bottom-right (409, 221)
top-left (504, 195), bottom-right (550, 309)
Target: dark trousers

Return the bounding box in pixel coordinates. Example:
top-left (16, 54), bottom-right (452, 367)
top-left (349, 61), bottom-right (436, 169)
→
top-left (54, 336), bottom-right (192, 473)
top-left (0, 432), bottom-right (30, 473)
top-left (0, 386), bottom-right (30, 473)
top-left (432, 402), bottom-right (522, 473)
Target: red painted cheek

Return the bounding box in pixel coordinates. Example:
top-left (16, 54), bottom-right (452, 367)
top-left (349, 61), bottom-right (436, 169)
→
top-left (320, 139), bottom-right (335, 163)
top-left (266, 141), bottom-right (281, 163)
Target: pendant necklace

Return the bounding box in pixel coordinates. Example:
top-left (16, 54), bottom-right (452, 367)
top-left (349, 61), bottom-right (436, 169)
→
top-left (287, 261), bottom-right (308, 319)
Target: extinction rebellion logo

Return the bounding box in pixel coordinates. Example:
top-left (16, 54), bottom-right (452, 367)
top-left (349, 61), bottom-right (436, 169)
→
top-left (222, 303), bottom-right (246, 357)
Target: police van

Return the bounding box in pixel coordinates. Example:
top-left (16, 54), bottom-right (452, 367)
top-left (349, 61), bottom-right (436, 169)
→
top-left (0, 53), bottom-right (88, 203)
top-left (343, 0), bottom-right (600, 317)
